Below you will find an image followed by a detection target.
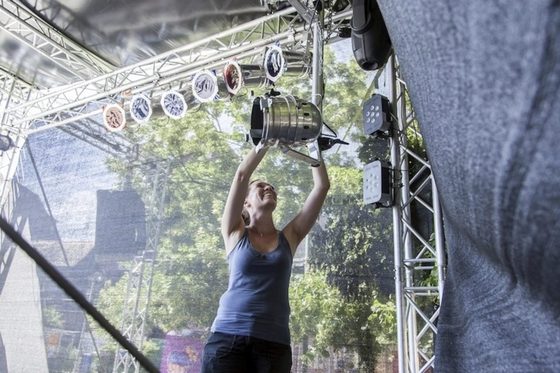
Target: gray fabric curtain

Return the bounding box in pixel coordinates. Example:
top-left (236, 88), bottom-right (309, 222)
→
top-left (377, 1), bottom-right (560, 371)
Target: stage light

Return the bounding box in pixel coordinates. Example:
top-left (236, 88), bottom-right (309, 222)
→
top-left (129, 94), bottom-right (152, 124)
top-left (351, 0), bottom-right (392, 71)
top-left (103, 104), bottom-right (126, 132)
top-left (0, 134), bottom-right (14, 151)
top-left (363, 93), bottom-right (391, 137)
top-left (223, 61), bottom-right (243, 95)
top-left (192, 70), bottom-right (218, 102)
top-left (223, 61), bottom-right (268, 96)
top-left (250, 93), bottom-right (323, 165)
top-left (331, 0), bottom-right (351, 12)
top-left (263, 45), bottom-right (310, 83)
top-left (191, 70), bottom-right (229, 102)
top-left (363, 159), bottom-right (393, 207)
top-left (160, 91), bottom-right (187, 120)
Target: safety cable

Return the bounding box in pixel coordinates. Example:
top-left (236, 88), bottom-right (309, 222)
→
top-left (0, 215), bottom-right (159, 373)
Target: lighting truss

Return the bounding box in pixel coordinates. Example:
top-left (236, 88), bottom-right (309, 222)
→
top-left (0, 68), bottom-right (34, 206)
top-left (0, 67), bottom-right (34, 101)
top-left (4, 7), bottom-right (351, 133)
top-left (381, 55), bottom-right (446, 373)
top-left (0, 67), bottom-right (37, 125)
top-left (0, 0), bottom-right (114, 83)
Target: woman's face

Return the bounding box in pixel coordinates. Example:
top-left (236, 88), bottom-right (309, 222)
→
top-left (245, 180), bottom-right (277, 211)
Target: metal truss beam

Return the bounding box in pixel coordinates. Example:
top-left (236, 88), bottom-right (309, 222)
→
top-left (0, 67), bottom-right (37, 128)
top-left (4, 7), bottom-right (351, 132)
top-left (385, 55), bottom-right (447, 373)
top-left (113, 161), bottom-right (170, 373)
top-left (0, 66), bottom-right (34, 100)
top-left (0, 68), bottom-right (33, 207)
top-left (0, 0), bottom-right (114, 83)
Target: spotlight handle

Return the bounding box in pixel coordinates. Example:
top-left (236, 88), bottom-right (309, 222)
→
top-left (318, 122), bottom-right (349, 151)
top-left (279, 145), bottom-right (320, 167)
top-left (318, 137), bottom-right (349, 151)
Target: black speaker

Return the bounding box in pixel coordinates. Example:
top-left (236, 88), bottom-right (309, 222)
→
top-left (94, 190), bottom-right (146, 256)
top-left (351, 0), bottom-right (392, 71)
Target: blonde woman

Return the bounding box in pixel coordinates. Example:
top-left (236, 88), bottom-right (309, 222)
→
top-left (202, 146), bottom-right (329, 372)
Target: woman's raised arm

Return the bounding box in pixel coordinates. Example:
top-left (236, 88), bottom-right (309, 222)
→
top-left (283, 154), bottom-right (330, 254)
top-left (221, 147), bottom-right (269, 251)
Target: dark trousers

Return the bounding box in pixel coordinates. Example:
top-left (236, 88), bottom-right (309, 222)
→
top-left (201, 332), bottom-right (292, 373)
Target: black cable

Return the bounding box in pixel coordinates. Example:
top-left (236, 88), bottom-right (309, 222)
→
top-left (0, 215), bottom-right (159, 373)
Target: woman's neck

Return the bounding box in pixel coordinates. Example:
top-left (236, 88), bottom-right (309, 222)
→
top-left (248, 213), bottom-right (276, 236)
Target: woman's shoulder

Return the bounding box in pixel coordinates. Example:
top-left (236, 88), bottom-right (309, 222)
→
top-left (225, 228), bottom-right (247, 256)
top-left (280, 227), bottom-right (298, 256)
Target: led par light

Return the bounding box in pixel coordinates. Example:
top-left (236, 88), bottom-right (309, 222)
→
top-left (263, 45), bottom-right (309, 83)
top-left (0, 134), bottom-right (14, 151)
top-left (250, 94), bottom-right (323, 166)
top-left (223, 61), bottom-right (242, 95)
top-left (363, 160), bottom-right (393, 207)
top-left (191, 70), bottom-right (229, 102)
top-left (160, 91), bottom-right (187, 119)
top-left (363, 94), bottom-right (391, 136)
top-left (223, 61), bottom-right (268, 95)
top-left (129, 94), bottom-right (152, 124)
top-left (103, 104), bottom-right (126, 132)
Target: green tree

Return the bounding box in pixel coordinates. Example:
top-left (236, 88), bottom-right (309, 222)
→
top-left (96, 43), bottom-right (398, 370)
top-left (289, 270), bottom-right (345, 358)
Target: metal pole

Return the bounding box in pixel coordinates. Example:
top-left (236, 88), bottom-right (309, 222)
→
top-left (432, 178), bottom-right (446, 297)
top-left (311, 10), bottom-right (323, 109)
top-left (395, 60), bottom-right (419, 373)
top-left (388, 55), bottom-right (406, 373)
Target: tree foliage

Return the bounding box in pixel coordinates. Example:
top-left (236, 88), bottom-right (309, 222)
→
top-left (97, 43), bottom-right (398, 370)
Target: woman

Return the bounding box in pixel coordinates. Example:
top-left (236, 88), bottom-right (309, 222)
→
top-left (202, 145), bottom-right (329, 372)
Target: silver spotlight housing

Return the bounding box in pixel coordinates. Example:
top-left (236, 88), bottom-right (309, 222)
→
top-left (103, 104), bottom-right (126, 132)
top-left (250, 94), bottom-right (323, 166)
top-left (223, 60), bottom-right (268, 95)
top-left (191, 70), bottom-right (229, 102)
top-left (263, 45), bottom-right (310, 83)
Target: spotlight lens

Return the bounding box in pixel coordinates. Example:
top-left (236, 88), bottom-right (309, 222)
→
top-left (192, 71), bottom-right (218, 102)
top-left (130, 94), bottom-right (152, 123)
top-left (264, 47), bottom-right (285, 82)
top-left (103, 104), bottom-right (126, 132)
top-left (161, 92), bottom-right (187, 119)
top-left (224, 64), bottom-right (240, 90)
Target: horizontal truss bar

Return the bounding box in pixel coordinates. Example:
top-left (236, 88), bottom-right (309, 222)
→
top-left (5, 8), bottom-right (351, 129)
top-left (0, 0), bottom-right (113, 81)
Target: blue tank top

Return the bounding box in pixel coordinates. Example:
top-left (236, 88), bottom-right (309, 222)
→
top-left (211, 230), bottom-right (293, 345)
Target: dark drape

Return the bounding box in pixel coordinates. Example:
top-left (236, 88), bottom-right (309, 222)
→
top-left (377, 1), bottom-right (560, 371)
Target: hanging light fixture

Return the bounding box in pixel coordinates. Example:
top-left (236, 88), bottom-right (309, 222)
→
top-left (223, 61), bottom-right (268, 96)
top-left (191, 70), bottom-right (229, 102)
top-left (103, 104), bottom-right (126, 132)
top-left (351, 0), bottom-right (392, 71)
top-left (249, 92), bottom-right (323, 165)
top-left (263, 45), bottom-right (310, 83)
top-left (0, 134), bottom-right (14, 151)
top-left (160, 90), bottom-right (188, 120)
top-left (363, 93), bottom-right (391, 137)
top-left (363, 159), bottom-right (393, 208)
top-left (128, 94), bottom-right (152, 124)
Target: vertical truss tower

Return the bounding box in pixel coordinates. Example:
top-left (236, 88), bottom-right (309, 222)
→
top-left (384, 56), bottom-right (447, 372)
